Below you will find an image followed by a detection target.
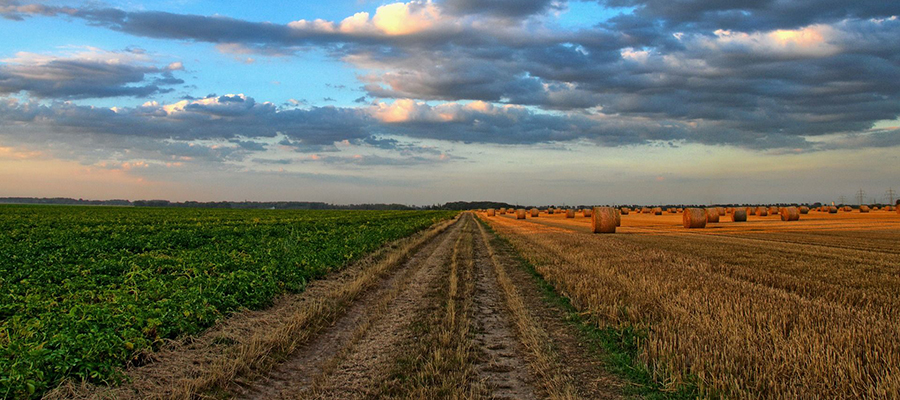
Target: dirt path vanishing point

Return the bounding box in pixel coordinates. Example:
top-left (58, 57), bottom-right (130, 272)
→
top-left (233, 212), bottom-right (622, 399)
top-left (63, 213), bottom-right (622, 399)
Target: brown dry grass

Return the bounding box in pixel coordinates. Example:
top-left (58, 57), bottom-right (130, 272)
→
top-left (480, 210), bottom-right (900, 399)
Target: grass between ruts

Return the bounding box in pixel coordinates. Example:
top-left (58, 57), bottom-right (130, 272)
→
top-left (476, 218), bottom-right (703, 400)
top-left (378, 216), bottom-right (485, 399)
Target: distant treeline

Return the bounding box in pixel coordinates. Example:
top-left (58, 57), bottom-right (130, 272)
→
top-left (3, 197), bottom-right (897, 210)
top-left (0, 197), bottom-right (415, 210)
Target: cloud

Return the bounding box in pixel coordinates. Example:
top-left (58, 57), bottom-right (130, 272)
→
top-left (309, 153), bottom-right (458, 167)
top-left (2, 1), bottom-right (900, 152)
top-left (0, 47), bottom-right (185, 99)
top-left (442, 0), bottom-right (564, 18)
top-left (599, 0), bottom-right (899, 31)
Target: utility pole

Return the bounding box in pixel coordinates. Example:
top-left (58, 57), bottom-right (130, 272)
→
top-left (839, 195), bottom-right (847, 205)
top-left (856, 189), bottom-right (866, 206)
top-left (885, 187), bottom-right (896, 205)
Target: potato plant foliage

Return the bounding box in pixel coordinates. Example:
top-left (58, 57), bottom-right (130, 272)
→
top-left (0, 205), bottom-right (456, 398)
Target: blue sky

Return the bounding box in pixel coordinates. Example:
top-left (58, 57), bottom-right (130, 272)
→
top-left (0, 1), bottom-right (898, 205)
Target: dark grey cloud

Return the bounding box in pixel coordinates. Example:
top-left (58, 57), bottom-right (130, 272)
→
top-left (0, 96), bottom-right (372, 147)
top-left (230, 139), bottom-right (268, 151)
top-left (599, 0), bottom-right (899, 31)
top-left (311, 154), bottom-right (457, 167)
top-left (251, 158), bottom-right (293, 165)
top-left (0, 51), bottom-right (184, 99)
top-left (443, 0), bottom-right (564, 18)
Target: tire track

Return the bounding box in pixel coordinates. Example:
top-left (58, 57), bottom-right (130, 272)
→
top-left (470, 220), bottom-right (538, 399)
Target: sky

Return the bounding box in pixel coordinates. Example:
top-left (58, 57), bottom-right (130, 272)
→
top-left (0, 0), bottom-right (898, 206)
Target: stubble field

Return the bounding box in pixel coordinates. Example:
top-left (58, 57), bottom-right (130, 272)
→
top-left (479, 208), bottom-right (900, 398)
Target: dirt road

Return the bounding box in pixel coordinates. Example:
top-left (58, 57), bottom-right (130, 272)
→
top-left (228, 212), bottom-right (620, 399)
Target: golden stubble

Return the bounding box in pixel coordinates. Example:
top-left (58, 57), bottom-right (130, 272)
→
top-left (480, 210), bottom-right (900, 399)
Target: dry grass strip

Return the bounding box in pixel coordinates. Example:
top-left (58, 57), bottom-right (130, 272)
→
top-left (474, 216), bottom-right (580, 400)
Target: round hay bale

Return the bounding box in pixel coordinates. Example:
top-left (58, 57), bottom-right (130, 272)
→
top-left (530, 208), bottom-right (539, 217)
top-left (677, 208), bottom-right (683, 213)
top-left (653, 207), bottom-right (662, 215)
top-left (547, 208), bottom-right (554, 215)
top-left (499, 208), bottom-right (507, 214)
top-left (780, 206), bottom-right (800, 221)
top-left (768, 206), bottom-right (778, 215)
top-left (829, 206), bottom-right (838, 213)
top-left (620, 208), bottom-right (630, 215)
top-left (668, 208), bottom-right (677, 213)
top-left (591, 207), bottom-right (617, 233)
top-left (860, 205), bottom-right (870, 213)
top-left (706, 208), bottom-right (720, 223)
top-left (486, 209), bottom-right (496, 217)
top-left (732, 208), bottom-right (748, 222)
top-left (615, 209), bottom-right (621, 227)
top-left (516, 209), bottom-right (526, 219)
top-left (566, 209), bottom-right (575, 218)
top-left (683, 208), bottom-right (707, 229)
top-left (717, 207), bottom-right (726, 216)
top-left (583, 208), bottom-right (592, 217)
top-left (641, 207), bottom-right (651, 214)
top-left (756, 207), bottom-right (768, 216)
top-left (799, 206), bottom-right (809, 214)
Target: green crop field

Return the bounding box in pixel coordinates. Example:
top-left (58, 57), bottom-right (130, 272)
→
top-left (0, 205), bottom-right (456, 398)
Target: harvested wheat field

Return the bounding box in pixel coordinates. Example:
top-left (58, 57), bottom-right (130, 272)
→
top-left (479, 209), bottom-right (900, 399)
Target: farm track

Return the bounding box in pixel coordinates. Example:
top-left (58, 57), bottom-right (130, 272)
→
top-left (239, 213), bottom-right (621, 399)
top-left (70, 213), bottom-right (621, 399)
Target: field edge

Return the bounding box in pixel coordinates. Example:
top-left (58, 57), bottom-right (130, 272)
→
top-left (475, 215), bottom-right (703, 400)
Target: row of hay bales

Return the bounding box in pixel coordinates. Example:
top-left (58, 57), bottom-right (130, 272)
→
top-left (482, 202), bottom-right (899, 233)
top-left (481, 204), bottom-right (896, 216)
top-left (483, 206), bottom-right (619, 232)
top-left (682, 206), bottom-right (803, 228)
top-left (810, 205), bottom-right (897, 213)
top-left (484, 207), bottom-right (594, 219)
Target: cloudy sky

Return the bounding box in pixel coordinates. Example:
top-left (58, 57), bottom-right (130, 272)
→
top-left (0, 0), bottom-right (898, 205)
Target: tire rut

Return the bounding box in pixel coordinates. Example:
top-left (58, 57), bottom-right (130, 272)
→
top-left (300, 216), bottom-right (466, 399)
top-left (470, 221), bottom-right (538, 399)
